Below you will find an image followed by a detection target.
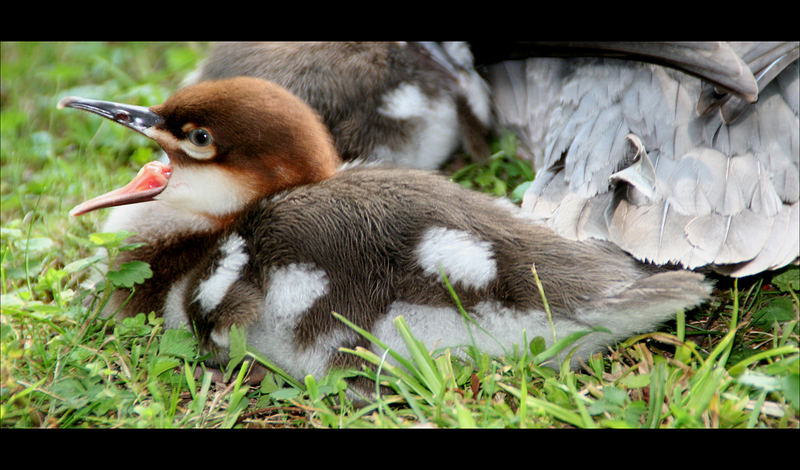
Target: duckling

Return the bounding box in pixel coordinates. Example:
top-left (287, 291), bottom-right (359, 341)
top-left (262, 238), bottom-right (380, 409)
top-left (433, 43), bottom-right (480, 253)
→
top-left (190, 41), bottom-right (799, 277)
top-left (60, 77), bottom-right (712, 395)
top-left (185, 41), bottom-right (492, 168)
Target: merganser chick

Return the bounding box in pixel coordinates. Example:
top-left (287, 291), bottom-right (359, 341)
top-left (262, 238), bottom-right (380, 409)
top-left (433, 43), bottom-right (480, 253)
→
top-left (190, 41), bottom-right (798, 277)
top-left (60, 77), bottom-right (712, 396)
top-left (185, 42), bottom-right (491, 168)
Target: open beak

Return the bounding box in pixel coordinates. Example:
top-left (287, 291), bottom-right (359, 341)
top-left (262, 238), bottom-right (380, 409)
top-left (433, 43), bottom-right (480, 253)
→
top-left (58, 96), bottom-right (171, 216)
top-left (69, 161), bottom-right (171, 216)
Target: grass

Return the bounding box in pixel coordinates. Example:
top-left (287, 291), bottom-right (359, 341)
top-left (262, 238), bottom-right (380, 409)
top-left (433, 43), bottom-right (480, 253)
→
top-left (2, 41), bottom-right (798, 428)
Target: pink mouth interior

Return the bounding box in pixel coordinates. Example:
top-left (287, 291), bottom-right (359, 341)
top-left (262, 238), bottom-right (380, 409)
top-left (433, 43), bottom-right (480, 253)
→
top-left (70, 161), bottom-right (172, 216)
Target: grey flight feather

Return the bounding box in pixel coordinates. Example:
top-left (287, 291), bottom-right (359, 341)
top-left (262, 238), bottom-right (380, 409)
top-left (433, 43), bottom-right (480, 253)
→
top-left (489, 42), bottom-right (799, 276)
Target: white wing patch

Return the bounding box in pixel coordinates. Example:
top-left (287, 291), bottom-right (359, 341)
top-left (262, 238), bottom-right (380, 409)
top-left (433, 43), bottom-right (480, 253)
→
top-left (194, 233), bottom-right (249, 312)
top-left (163, 275), bottom-right (191, 330)
top-left (373, 82), bottom-right (460, 170)
top-left (264, 263), bottom-right (329, 327)
top-left (379, 82), bottom-right (430, 119)
top-left (245, 263), bottom-right (355, 379)
top-left (415, 227), bottom-right (497, 290)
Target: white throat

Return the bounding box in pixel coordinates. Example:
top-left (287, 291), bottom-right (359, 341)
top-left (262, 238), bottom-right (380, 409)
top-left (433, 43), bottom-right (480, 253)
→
top-left (156, 165), bottom-right (254, 219)
top-left (101, 200), bottom-right (218, 240)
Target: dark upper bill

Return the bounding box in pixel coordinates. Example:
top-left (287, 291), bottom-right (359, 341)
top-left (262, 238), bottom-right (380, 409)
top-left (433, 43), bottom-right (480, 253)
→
top-left (58, 96), bottom-right (164, 135)
top-left (59, 95), bottom-right (171, 216)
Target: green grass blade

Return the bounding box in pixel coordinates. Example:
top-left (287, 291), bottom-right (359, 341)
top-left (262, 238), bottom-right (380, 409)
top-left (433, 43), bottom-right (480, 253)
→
top-left (246, 348), bottom-right (304, 391)
top-left (728, 346), bottom-right (800, 377)
top-left (531, 263), bottom-right (557, 344)
top-left (394, 381), bottom-right (429, 424)
top-left (566, 372), bottom-right (596, 428)
top-left (393, 316), bottom-right (444, 394)
top-left (455, 401), bottom-right (477, 428)
top-left (192, 368), bottom-right (213, 416)
top-left (332, 312), bottom-right (418, 374)
top-left (645, 361), bottom-right (667, 428)
top-left (341, 346), bottom-right (435, 404)
top-left (745, 390), bottom-right (769, 428)
top-left (717, 278), bottom-right (740, 368)
top-left (440, 266), bottom-right (505, 354)
top-left (533, 328), bottom-right (610, 365)
top-left (499, 382), bottom-right (586, 428)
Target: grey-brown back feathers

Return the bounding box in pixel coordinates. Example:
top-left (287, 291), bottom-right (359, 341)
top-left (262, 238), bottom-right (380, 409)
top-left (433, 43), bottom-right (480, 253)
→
top-left (179, 167), bottom-right (712, 377)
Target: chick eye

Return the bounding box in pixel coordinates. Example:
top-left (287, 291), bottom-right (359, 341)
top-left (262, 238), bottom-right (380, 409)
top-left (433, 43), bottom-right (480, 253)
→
top-left (188, 128), bottom-right (213, 147)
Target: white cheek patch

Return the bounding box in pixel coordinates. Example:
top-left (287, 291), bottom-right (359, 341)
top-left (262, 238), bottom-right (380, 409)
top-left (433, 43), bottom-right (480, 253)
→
top-left (158, 165), bottom-right (253, 217)
top-left (415, 227), bottom-right (497, 290)
top-left (194, 233), bottom-right (249, 312)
